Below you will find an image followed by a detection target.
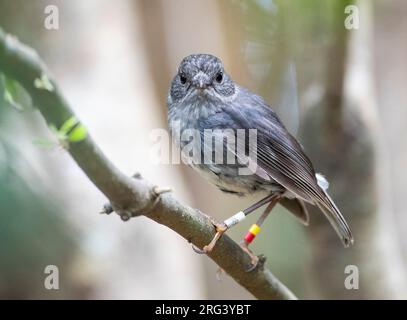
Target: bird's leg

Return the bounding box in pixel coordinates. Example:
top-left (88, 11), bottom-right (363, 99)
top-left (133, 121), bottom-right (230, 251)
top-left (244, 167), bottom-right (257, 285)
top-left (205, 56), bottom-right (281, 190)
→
top-left (191, 211), bottom-right (227, 253)
top-left (240, 194), bottom-right (281, 272)
top-left (192, 194), bottom-right (277, 254)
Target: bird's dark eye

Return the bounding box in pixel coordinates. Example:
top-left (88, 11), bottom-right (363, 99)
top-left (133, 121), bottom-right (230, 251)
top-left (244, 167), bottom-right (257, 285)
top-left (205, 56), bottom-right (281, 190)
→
top-left (215, 72), bottom-right (223, 83)
top-left (179, 73), bottom-right (187, 84)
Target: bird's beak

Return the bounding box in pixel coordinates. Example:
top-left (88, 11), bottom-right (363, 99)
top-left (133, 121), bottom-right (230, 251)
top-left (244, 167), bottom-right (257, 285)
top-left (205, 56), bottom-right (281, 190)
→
top-left (192, 71), bottom-right (210, 90)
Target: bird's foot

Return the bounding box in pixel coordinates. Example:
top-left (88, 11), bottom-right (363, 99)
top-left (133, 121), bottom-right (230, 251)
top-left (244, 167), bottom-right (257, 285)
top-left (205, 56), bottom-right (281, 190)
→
top-left (192, 214), bottom-right (228, 254)
top-left (240, 240), bottom-right (260, 272)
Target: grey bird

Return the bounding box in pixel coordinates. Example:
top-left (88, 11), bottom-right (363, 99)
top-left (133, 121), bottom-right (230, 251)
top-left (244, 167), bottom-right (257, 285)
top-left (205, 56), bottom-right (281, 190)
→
top-left (167, 54), bottom-right (353, 267)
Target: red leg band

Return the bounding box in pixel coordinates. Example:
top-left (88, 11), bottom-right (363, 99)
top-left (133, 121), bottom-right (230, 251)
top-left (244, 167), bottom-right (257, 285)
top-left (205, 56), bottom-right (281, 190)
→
top-left (244, 232), bottom-right (256, 244)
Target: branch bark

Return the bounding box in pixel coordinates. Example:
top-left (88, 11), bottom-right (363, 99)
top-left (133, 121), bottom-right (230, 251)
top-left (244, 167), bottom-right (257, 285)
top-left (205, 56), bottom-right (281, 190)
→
top-left (0, 29), bottom-right (296, 300)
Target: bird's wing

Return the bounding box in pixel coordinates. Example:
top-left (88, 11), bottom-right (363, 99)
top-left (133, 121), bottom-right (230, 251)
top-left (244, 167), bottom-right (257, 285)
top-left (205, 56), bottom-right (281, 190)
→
top-left (254, 121), bottom-right (324, 204)
top-left (200, 87), bottom-right (352, 246)
top-left (205, 88), bottom-right (321, 204)
top-left (250, 110), bottom-right (353, 246)
top-left (199, 97), bottom-right (321, 203)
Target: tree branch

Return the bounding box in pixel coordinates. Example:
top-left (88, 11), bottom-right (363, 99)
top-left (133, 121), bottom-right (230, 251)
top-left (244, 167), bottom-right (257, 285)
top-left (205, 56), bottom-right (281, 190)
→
top-left (0, 29), bottom-right (297, 300)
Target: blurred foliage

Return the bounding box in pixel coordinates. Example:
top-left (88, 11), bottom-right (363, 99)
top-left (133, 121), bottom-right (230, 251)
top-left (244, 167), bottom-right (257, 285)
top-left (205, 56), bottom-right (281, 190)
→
top-left (230, 0), bottom-right (353, 104)
top-left (1, 74), bottom-right (33, 111)
top-left (0, 84), bottom-right (85, 298)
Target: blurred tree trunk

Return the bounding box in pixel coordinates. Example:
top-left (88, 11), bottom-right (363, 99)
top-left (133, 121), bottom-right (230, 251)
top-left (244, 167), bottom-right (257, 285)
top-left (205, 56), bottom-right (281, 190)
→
top-left (373, 0), bottom-right (407, 267)
top-left (301, 0), bottom-right (405, 298)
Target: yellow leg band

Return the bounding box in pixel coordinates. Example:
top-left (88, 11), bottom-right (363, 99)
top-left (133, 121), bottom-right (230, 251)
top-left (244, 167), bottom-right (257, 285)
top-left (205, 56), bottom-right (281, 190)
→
top-left (249, 224), bottom-right (261, 236)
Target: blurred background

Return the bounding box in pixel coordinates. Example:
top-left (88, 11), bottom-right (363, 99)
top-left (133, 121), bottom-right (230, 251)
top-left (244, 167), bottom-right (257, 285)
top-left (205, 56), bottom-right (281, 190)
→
top-left (0, 0), bottom-right (406, 299)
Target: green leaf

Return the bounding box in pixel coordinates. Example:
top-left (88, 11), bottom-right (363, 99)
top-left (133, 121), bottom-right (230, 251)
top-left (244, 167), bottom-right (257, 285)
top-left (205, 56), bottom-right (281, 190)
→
top-left (4, 89), bottom-right (15, 107)
top-left (33, 74), bottom-right (54, 92)
top-left (1, 74), bottom-right (32, 111)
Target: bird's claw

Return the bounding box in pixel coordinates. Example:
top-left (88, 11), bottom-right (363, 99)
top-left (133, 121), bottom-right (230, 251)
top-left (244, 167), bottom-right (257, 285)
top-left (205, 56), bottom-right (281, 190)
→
top-left (191, 232), bottom-right (226, 255)
top-left (191, 214), bottom-right (227, 255)
top-left (245, 255), bottom-right (259, 272)
top-left (240, 240), bottom-right (263, 272)
top-left (100, 203), bottom-right (113, 215)
top-left (191, 244), bottom-right (206, 254)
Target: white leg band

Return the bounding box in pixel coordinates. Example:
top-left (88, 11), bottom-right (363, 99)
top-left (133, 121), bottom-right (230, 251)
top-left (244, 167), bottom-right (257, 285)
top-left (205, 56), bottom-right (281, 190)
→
top-left (224, 211), bottom-right (246, 228)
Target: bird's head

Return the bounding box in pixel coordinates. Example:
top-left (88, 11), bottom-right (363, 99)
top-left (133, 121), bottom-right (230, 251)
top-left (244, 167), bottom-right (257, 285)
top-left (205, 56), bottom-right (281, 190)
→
top-left (169, 54), bottom-right (236, 104)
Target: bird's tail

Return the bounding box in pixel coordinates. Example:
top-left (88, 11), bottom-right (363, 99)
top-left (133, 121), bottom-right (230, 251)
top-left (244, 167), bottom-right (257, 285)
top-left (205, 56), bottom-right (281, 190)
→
top-left (315, 174), bottom-right (354, 247)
